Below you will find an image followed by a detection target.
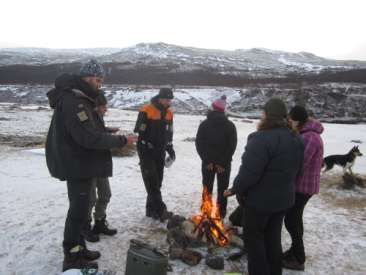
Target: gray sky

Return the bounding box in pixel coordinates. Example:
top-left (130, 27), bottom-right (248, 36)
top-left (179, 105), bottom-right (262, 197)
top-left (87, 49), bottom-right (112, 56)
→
top-left (1, 0), bottom-right (365, 60)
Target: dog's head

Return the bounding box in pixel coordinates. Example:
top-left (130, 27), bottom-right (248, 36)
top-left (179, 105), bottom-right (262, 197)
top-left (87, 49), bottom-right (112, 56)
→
top-left (351, 146), bottom-right (363, 157)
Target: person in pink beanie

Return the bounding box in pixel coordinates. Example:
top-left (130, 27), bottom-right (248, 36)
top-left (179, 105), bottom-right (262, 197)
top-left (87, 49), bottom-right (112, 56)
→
top-left (211, 95), bottom-right (227, 112)
top-left (195, 95), bottom-right (237, 218)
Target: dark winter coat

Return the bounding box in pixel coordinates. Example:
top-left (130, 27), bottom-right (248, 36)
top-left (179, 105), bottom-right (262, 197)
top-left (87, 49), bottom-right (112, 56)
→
top-left (134, 96), bottom-right (174, 159)
top-left (232, 127), bottom-right (304, 213)
top-left (195, 111), bottom-right (237, 166)
top-left (45, 74), bottom-right (127, 181)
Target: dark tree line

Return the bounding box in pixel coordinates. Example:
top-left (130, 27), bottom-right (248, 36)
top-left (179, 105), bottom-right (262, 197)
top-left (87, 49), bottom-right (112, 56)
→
top-left (0, 63), bottom-right (365, 86)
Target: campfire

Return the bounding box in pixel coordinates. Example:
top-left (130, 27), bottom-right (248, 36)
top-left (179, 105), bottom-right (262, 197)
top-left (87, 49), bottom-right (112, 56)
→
top-left (165, 187), bottom-right (244, 269)
top-left (191, 186), bottom-right (229, 246)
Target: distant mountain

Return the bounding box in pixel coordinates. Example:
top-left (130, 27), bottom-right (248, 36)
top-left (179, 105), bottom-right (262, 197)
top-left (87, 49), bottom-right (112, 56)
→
top-left (1, 43), bottom-right (366, 85)
top-left (0, 47), bottom-right (120, 66)
top-left (98, 42), bottom-right (366, 75)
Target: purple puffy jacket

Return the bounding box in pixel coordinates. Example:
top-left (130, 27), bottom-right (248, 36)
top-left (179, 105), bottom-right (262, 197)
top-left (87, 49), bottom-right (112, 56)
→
top-left (296, 119), bottom-right (324, 195)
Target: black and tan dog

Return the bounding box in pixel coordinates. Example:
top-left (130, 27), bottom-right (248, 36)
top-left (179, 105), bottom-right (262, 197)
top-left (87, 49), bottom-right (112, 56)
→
top-left (323, 146), bottom-right (363, 174)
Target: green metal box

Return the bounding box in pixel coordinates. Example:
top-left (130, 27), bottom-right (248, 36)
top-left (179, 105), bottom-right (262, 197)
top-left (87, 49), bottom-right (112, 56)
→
top-left (125, 240), bottom-right (168, 275)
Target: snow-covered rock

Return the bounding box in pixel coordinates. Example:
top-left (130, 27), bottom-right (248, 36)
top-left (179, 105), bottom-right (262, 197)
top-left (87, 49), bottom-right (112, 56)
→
top-left (1, 83), bottom-right (366, 121)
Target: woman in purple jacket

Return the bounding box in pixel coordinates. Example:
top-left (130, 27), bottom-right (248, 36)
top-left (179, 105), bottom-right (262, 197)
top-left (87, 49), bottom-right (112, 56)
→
top-left (283, 106), bottom-right (324, 271)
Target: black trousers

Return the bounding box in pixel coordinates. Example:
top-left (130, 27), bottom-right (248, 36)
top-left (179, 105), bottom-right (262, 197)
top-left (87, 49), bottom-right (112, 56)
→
top-left (63, 178), bottom-right (92, 252)
top-left (139, 153), bottom-right (167, 217)
top-left (201, 163), bottom-right (231, 218)
top-left (229, 204), bottom-right (244, 226)
top-left (284, 192), bottom-right (312, 264)
top-left (243, 206), bottom-right (285, 275)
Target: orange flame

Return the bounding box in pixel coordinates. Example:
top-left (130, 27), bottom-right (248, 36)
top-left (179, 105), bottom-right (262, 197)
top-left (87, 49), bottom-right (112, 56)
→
top-left (192, 186), bottom-right (229, 246)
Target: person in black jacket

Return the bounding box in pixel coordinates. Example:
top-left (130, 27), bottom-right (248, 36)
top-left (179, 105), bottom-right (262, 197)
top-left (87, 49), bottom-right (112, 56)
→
top-left (134, 88), bottom-right (175, 221)
top-left (83, 92), bottom-right (120, 243)
top-left (195, 95), bottom-right (237, 218)
top-left (224, 98), bottom-right (304, 275)
top-left (45, 60), bottom-right (137, 272)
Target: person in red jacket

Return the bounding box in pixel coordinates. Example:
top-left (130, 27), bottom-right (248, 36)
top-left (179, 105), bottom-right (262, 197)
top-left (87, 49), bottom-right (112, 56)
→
top-left (283, 105), bottom-right (324, 271)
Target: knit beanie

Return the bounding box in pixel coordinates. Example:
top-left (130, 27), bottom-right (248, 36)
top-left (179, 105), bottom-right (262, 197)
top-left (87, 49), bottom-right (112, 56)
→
top-left (264, 98), bottom-right (287, 119)
top-left (212, 95), bottom-right (227, 112)
top-left (79, 59), bottom-right (105, 78)
top-left (289, 105), bottom-right (308, 124)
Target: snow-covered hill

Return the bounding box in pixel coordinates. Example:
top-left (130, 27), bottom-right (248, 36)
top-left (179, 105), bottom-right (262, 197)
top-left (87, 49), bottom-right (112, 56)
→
top-left (1, 43), bottom-right (366, 77)
top-left (0, 47), bottom-right (120, 66)
top-left (100, 43), bottom-right (366, 75)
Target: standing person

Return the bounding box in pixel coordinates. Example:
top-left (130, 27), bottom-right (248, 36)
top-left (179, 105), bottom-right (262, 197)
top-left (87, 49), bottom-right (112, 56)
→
top-left (45, 60), bottom-right (137, 272)
top-left (224, 98), bottom-right (304, 275)
top-left (195, 95), bottom-right (237, 218)
top-left (134, 88), bottom-right (175, 222)
top-left (283, 105), bottom-right (324, 271)
top-left (83, 92), bottom-right (119, 243)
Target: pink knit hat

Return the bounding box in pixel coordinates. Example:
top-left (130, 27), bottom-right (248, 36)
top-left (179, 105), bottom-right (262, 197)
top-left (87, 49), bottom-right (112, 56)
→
top-left (211, 95), bottom-right (227, 112)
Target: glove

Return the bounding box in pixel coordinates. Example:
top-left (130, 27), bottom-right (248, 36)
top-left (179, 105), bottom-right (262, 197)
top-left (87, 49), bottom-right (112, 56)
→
top-left (166, 146), bottom-right (176, 161)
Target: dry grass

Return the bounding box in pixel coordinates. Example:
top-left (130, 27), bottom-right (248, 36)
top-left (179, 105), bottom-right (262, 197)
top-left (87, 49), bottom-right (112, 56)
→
top-left (0, 134), bottom-right (45, 147)
top-left (111, 142), bottom-right (137, 157)
top-left (320, 173), bottom-right (366, 209)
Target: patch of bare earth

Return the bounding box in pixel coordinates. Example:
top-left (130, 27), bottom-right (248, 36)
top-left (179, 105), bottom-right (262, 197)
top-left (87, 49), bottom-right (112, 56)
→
top-left (320, 172), bottom-right (366, 209)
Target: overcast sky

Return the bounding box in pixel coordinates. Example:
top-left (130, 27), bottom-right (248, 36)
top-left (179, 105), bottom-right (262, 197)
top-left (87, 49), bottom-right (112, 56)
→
top-left (1, 0), bottom-right (365, 60)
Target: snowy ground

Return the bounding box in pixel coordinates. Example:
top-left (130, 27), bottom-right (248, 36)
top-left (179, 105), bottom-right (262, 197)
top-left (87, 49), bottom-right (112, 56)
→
top-left (0, 106), bottom-right (366, 275)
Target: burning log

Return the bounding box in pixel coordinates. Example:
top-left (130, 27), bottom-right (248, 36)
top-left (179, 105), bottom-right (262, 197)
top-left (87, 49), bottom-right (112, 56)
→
top-left (207, 217), bottom-right (229, 244)
top-left (191, 186), bottom-right (229, 246)
top-left (203, 221), bottom-right (215, 245)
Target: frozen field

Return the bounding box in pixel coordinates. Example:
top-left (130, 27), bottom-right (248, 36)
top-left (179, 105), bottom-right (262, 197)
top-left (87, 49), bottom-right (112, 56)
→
top-left (0, 106), bottom-right (365, 274)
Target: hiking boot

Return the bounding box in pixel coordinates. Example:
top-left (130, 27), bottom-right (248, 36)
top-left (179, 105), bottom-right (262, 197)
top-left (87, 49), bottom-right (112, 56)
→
top-left (282, 248), bottom-right (294, 259)
top-left (282, 254), bottom-right (305, 271)
top-left (92, 217), bottom-right (117, 236)
top-left (83, 222), bottom-right (100, 242)
top-left (62, 246), bottom-right (98, 272)
top-left (160, 210), bottom-right (174, 222)
top-left (146, 209), bottom-right (161, 220)
top-left (83, 247), bottom-right (101, 261)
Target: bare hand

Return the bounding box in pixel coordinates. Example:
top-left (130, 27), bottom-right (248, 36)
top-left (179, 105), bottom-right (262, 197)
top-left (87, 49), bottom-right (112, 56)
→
top-left (126, 134), bottom-right (138, 145)
top-left (223, 189), bottom-right (234, 197)
top-left (216, 164), bottom-right (225, 174)
top-left (206, 163), bottom-right (214, 171)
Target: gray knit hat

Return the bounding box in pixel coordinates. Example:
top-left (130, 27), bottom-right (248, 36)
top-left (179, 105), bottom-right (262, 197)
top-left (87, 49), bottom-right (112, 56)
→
top-left (264, 98), bottom-right (287, 119)
top-left (79, 59), bottom-right (105, 78)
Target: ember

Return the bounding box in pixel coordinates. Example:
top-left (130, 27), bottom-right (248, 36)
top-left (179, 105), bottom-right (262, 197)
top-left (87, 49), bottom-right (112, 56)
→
top-left (191, 186), bottom-right (229, 246)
